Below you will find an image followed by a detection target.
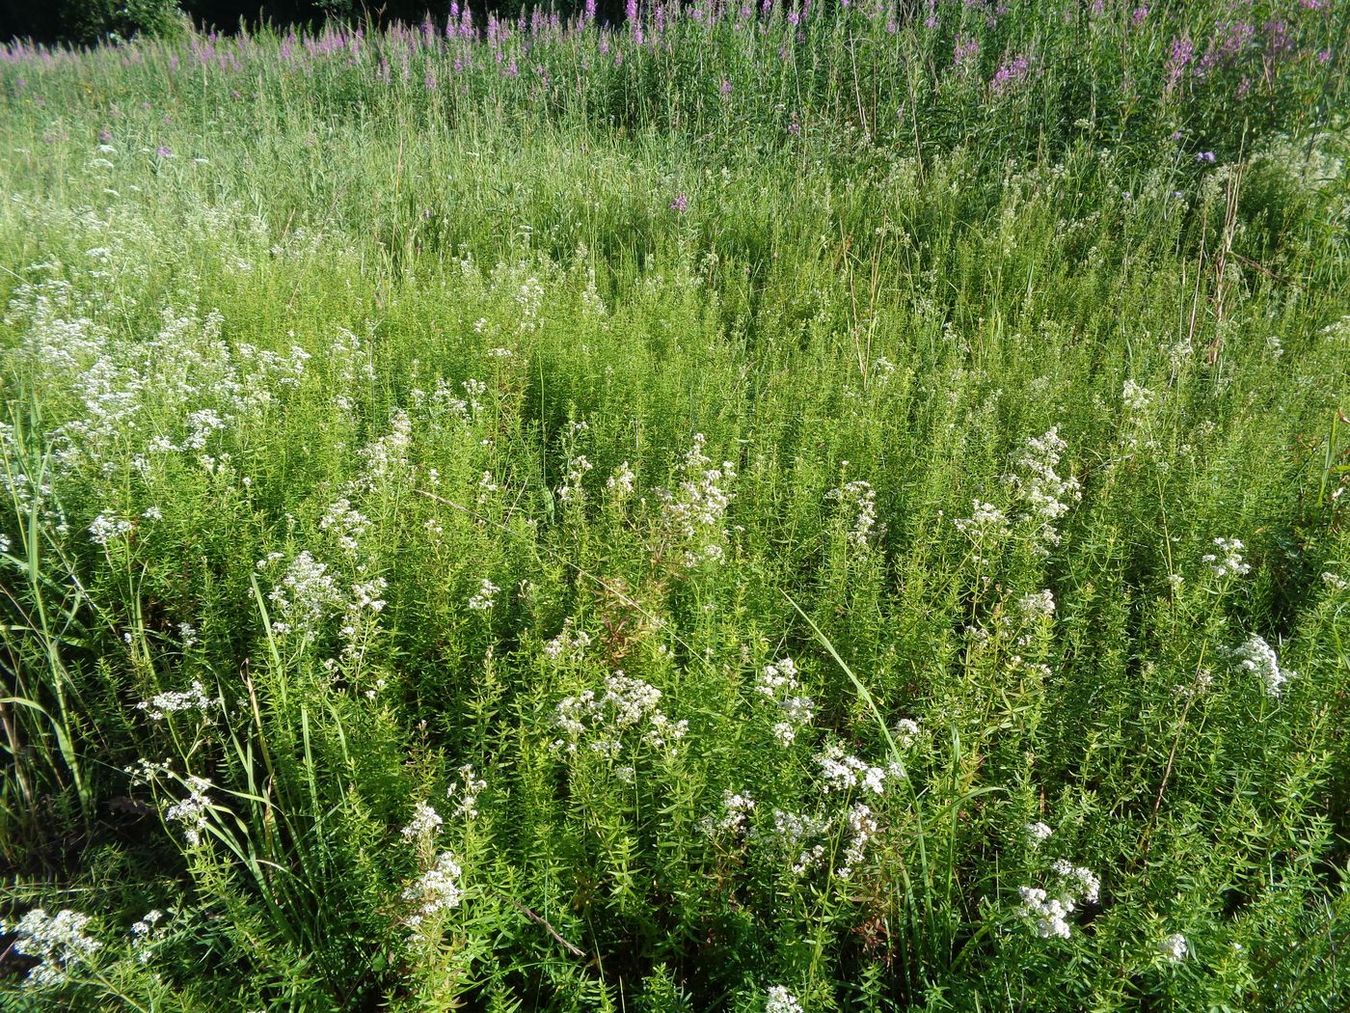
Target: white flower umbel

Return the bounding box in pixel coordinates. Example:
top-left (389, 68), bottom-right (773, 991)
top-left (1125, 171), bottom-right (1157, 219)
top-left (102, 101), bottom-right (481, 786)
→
top-left (136, 680), bottom-right (214, 721)
top-left (1233, 634), bottom-right (1293, 698)
top-left (402, 851), bottom-right (464, 928)
top-left (893, 718), bottom-right (921, 749)
top-left (1004, 427), bottom-right (1081, 555)
top-left (164, 775), bottom-right (214, 846)
top-left (467, 578), bottom-right (500, 612)
top-left (656, 433), bottom-right (736, 569)
top-left (826, 479), bottom-right (880, 547)
top-left (1159, 932), bottom-right (1188, 963)
top-left (1201, 537), bottom-right (1251, 579)
top-left (756, 658), bottom-right (815, 744)
top-left (765, 985), bottom-right (804, 1013)
top-left (401, 802), bottom-right (444, 843)
top-left (816, 742), bottom-right (902, 796)
top-left (0, 909), bottom-right (102, 986)
top-left (702, 790), bottom-right (757, 838)
top-left (129, 909), bottom-right (166, 963)
top-left (1017, 886), bottom-right (1074, 939)
top-left (1026, 821), bottom-right (1053, 846)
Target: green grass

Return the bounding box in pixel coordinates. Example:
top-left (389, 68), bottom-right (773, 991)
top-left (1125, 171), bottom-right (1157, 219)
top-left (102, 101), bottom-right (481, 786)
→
top-left (1, 3), bottom-right (1349, 1010)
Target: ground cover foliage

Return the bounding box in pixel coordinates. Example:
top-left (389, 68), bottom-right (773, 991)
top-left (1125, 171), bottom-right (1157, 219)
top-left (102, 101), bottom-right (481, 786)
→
top-left (1, 1), bottom-right (1349, 1009)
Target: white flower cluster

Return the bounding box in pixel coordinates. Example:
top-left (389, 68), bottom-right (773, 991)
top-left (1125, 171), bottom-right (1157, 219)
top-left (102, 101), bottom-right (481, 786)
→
top-left (826, 479), bottom-right (880, 547)
top-left (358, 410), bottom-right (413, 486)
top-left (772, 808), bottom-right (832, 875)
top-left (449, 764), bottom-right (487, 820)
top-left (893, 718), bottom-right (921, 749)
top-left (1158, 932), bottom-right (1188, 963)
top-left (837, 802), bottom-right (878, 880)
top-left (164, 775), bottom-right (214, 846)
top-left (267, 551), bottom-right (345, 636)
top-left (1121, 379), bottom-right (1154, 413)
top-left (702, 789), bottom-right (757, 837)
top-left (0, 908), bottom-right (102, 986)
top-left (89, 511), bottom-right (133, 546)
top-left (953, 500), bottom-right (1010, 545)
top-left (817, 743), bottom-right (903, 795)
top-left (1016, 859), bottom-right (1100, 939)
top-left (1004, 427), bottom-right (1081, 554)
top-left (1026, 821), bottom-right (1053, 846)
top-left (1016, 886), bottom-right (1076, 940)
top-left (1233, 634), bottom-right (1293, 698)
top-left (657, 433), bottom-right (737, 568)
top-left (467, 578), bottom-right (500, 611)
top-left (558, 454), bottom-right (594, 505)
top-left (136, 680), bottom-right (214, 721)
top-left (1202, 537), bottom-right (1251, 579)
top-left (129, 909), bottom-right (165, 963)
top-left (543, 619), bottom-right (592, 662)
top-left (553, 672), bottom-right (686, 757)
top-left (765, 985), bottom-right (804, 1013)
top-left (402, 851), bottom-right (464, 928)
top-left (401, 802), bottom-right (444, 843)
top-left (1018, 590), bottom-right (1056, 619)
top-left (606, 460), bottom-right (636, 499)
top-left (319, 497), bottom-right (371, 554)
top-left (755, 657), bottom-right (815, 746)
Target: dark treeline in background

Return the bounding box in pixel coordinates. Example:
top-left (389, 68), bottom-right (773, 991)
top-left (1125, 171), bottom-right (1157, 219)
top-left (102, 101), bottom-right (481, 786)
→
top-left (1, 0), bottom-right (626, 45)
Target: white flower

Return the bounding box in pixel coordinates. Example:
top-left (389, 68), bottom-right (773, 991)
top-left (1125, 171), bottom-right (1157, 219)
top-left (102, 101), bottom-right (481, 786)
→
top-left (1026, 821), bottom-right (1053, 846)
top-left (1017, 886), bottom-right (1074, 939)
top-left (826, 479), bottom-right (880, 547)
top-left (401, 803), bottom-right (444, 842)
top-left (893, 718), bottom-right (921, 749)
top-left (1050, 858), bottom-right (1100, 904)
top-left (129, 910), bottom-right (165, 963)
top-left (1, 909), bottom-right (102, 986)
top-left (704, 790), bottom-right (756, 836)
top-left (136, 680), bottom-right (212, 721)
top-left (467, 578), bottom-right (500, 611)
top-left (402, 851), bottom-right (464, 927)
top-left (1159, 932), bottom-right (1188, 962)
top-left (1202, 537), bottom-right (1251, 579)
top-left (1233, 634), bottom-right (1293, 697)
top-left (449, 765), bottom-right (487, 820)
top-left (164, 775), bottom-right (213, 846)
top-left (765, 985), bottom-right (803, 1013)
top-left (89, 512), bottom-right (133, 546)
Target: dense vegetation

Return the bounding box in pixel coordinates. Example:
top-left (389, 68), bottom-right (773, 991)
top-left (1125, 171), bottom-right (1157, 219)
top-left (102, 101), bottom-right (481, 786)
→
top-left (2, 1), bottom-right (1348, 1009)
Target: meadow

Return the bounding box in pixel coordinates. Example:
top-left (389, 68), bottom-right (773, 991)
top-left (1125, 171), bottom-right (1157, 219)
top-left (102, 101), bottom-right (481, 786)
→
top-left (1, 1), bottom-right (1349, 1009)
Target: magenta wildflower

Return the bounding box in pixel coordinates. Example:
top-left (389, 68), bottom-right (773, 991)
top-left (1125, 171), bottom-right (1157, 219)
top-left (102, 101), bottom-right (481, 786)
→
top-left (991, 54), bottom-right (1030, 95)
top-left (1165, 35), bottom-right (1193, 93)
top-left (155, 145), bottom-right (173, 158)
top-left (670, 193), bottom-right (689, 213)
top-left (1131, 6), bottom-right (1149, 26)
top-left (953, 34), bottom-right (979, 70)
top-left (1195, 151), bottom-right (1216, 163)
top-left (720, 78), bottom-right (732, 96)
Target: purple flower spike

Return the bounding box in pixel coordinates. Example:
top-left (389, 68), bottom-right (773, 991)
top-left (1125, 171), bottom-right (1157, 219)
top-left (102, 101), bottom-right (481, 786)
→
top-left (670, 193), bottom-right (689, 213)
